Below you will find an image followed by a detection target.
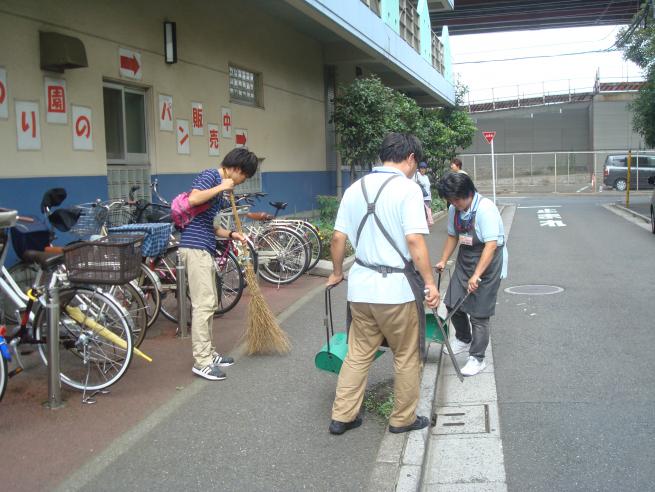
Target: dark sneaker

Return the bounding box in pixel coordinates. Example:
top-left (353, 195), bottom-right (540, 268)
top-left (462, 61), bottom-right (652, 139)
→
top-left (329, 415), bottom-right (363, 435)
top-left (192, 364), bottom-right (226, 381)
top-left (212, 353), bottom-right (235, 367)
top-left (388, 415), bottom-right (430, 434)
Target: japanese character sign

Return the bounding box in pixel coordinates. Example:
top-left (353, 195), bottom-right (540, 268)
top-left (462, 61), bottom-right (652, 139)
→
top-left (235, 128), bottom-right (248, 148)
top-left (45, 77), bottom-right (67, 124)
top-left (177, 119), bottom-right (190, 155)
top-left (72, 105), bottom-right (93, 151)
top-left (0, 67), bottom-right (7, 119)
top-left (221, 107), bottom-right (232, 138)
top-left (159, 94), bottom-right (173, 132)
top-left (208, 124), bottom-right (220, 157)
top-left (15, 100), bottom-right (41, 150)
top-left (192, 102), bottom-right (204, 136)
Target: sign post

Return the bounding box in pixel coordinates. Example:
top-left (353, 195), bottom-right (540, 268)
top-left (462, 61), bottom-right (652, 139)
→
top-left (483, 131), bottom-right (497, 204)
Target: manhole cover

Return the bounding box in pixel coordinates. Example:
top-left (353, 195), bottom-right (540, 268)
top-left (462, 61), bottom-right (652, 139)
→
top-left (504, 285), bottom-right (564, 295)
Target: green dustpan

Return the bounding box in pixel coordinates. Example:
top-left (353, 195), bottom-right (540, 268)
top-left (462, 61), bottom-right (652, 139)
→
top-left (425, 312), bottom-right (449, 343)
top-left (315, 332), bottom-right (386, 374)
top-left (314, 285), bottom-right (385, 375)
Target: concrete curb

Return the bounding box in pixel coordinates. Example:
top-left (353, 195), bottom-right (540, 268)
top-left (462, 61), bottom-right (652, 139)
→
top-left (309, 254), bottom-right (356, 277)
top-left (611, 202), bottom-right (650, 222)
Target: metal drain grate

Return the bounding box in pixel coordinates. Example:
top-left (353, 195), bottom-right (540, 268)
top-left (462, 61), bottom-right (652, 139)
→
top-left (504, 285), bottom-right (564, 295)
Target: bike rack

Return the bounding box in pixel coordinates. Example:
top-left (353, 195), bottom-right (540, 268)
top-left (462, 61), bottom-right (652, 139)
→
top-left (46, 284), bottom-right (64, 409)
top-left (176, 252), bottom-right (189, 338)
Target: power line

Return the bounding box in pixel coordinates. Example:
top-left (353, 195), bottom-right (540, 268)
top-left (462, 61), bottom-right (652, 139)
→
top-left (454, 48), bottom-right (617, 65)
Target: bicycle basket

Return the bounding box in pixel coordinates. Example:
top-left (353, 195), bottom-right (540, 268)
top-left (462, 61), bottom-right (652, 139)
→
top-left (64, 234), bottom-right (144, 285)
top-left (138, 203), bottom-right (171, 224)
top-left (69, 204), bottom-right (107, 238)
top-left (108, 223), bottom-right (172, 257)
top-left (215, 205), bottom-right (250, 230)
top-left (105, 204), bottom-right (135, 228)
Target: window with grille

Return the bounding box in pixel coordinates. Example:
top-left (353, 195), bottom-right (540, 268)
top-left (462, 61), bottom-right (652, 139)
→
top-left (233, 158), bottom-right (263, 194)
top-left (107, 166), bottom-right (152, 201)
top-left (229, 64), bottom-right (263, 107)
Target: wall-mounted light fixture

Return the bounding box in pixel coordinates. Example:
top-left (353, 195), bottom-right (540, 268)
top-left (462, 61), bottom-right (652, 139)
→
top-left (164, 21), bottom-right (177, 64)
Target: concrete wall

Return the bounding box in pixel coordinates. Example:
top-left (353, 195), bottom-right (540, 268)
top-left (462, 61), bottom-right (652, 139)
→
top-left (592, 93), bottom-right (645, 151)
top-left (0, 0), bottom-right (328, 215)
top-left (464, 102), bottom-right (591, 154)
top-left (461, 92), bottom-right (647, 156)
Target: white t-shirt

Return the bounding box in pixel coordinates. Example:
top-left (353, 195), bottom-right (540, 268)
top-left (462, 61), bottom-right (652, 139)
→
top-left (415, 172), bottom-right (432, 201)
top-left (334, 166), bottom-right (429, 304)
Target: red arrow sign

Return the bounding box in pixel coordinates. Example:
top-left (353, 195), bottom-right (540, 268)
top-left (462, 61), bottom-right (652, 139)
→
top-left (120, 55), bottom-right (140, 75)
top-left (75, 115), bottom-right (91, 138)
top-left (483, 131), bottom-right (496, 144)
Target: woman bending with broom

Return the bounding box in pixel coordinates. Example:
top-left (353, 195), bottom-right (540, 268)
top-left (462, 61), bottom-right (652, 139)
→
top-left (179, 148), bottom-right (259, 381)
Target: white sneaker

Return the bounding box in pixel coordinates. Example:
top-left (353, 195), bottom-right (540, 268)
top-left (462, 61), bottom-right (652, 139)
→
top-left (443, 338), bottom-right (471, 355)
top-left (461, 356), bottom-right (487, 377)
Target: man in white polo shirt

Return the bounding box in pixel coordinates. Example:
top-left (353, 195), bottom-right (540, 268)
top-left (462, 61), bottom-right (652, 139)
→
top-left (327, 133), bottom-right (440, 435)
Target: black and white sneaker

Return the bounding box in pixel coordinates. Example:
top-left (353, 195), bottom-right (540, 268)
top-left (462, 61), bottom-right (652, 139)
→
top-left (212, 353), bottom-right (235, 367)
top-left (192, 364), bottom-right (227, 381)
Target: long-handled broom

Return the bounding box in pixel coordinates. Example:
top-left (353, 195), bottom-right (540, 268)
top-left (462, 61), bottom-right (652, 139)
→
top-left (229, 192), bottom-right (291, 355)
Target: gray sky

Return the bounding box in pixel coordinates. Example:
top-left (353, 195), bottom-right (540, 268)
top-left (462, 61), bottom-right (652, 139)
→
top-left (449, 25), bottom-right (643, 104)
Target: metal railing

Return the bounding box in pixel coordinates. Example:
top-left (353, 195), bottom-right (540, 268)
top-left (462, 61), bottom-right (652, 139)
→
top-left (458, 150), bottom-right (655, 194)
top-left (466, 77), bottom-right (646, 113)
top-left (431, 31), bottom-right (444, 75)
top-left (399, 0), bottom-right (420, 53)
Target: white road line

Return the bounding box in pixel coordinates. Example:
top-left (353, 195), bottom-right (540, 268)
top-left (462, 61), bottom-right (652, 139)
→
top-left (576, 185), bottom-right (590, 193)
top-left (517, 205), bottom-right (562, 209)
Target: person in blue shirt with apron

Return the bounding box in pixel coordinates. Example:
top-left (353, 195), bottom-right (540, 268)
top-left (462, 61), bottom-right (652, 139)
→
top-left (327, 133), bottom-right (440, 436)
top-left (435, 172), bottom-right (508, 377)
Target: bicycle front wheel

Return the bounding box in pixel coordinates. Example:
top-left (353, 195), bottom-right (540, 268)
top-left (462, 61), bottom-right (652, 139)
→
top-left (215, 250), bottom-right (244, 315)
top-left (256, 227), bottom-right (308, 285)
top-left (135, 263), bottom-right (162, 329)
top-left (107, 282), bottom-right (149, 348)
top-left (35, 287), bottom-right (133, 392)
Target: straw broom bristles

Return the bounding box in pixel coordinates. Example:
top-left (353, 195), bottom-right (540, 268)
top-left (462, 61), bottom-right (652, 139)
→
top-left (229, 193), bottom-right (291, 355)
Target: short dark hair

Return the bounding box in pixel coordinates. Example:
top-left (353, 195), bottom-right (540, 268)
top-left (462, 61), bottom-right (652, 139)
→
top-left (451, 158), bottom-right (463, 169)
top-left (436, 172), bottom-right (477, 200)
top-left (221, 148), bottom-right (259, 178)
top-left (379, 133), bottom-right (424, 164)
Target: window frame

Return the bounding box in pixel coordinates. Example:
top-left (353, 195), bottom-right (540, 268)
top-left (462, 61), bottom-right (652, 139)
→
top-left (228, 63), bottom-right (264, 109)
top-left (103, 81), bottom-right (150, 166)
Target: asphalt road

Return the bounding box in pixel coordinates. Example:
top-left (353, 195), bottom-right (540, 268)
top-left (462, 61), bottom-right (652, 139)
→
top-left (493, 194), bottom-right (655, 491)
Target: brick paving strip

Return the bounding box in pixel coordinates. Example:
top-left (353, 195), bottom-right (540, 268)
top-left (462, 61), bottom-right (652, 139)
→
top-left (0, 274), bottom-right (326, 492)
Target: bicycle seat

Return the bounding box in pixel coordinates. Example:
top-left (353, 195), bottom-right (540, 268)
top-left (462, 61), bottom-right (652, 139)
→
top-left (21, 249), bottom-right (64, 271)
top-left (246, 212), bottom-right (274, 221)
top-left (269, 201), bottom-right (288, 211)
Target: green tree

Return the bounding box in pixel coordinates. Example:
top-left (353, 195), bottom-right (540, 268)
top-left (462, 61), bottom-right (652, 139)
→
top-left (617, 8), bottom-right (655, 147)
top-left (332, 75), bottom-right (476, 180)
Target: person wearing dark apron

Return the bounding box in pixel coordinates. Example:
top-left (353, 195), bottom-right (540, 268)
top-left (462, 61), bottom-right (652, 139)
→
top-left (435, 172), bottom-right (507, 377)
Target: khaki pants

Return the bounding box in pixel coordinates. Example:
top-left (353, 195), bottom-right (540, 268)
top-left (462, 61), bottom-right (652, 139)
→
top-left (331, 301), bottom-right (420, 427)
top-left (179, 248), bottom-right (218, 368)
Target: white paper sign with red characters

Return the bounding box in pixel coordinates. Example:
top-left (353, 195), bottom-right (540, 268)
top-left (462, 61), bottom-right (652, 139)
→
top-left (234, 128), bottom-right (248, 148)
top-left (207, 124), bottom-right (220, 157)
top-left (0, 67), bottom-right (8, 120)
top-left (15, 101), bottom-right (41, 150)
top-left (158, 94), bottom-right (173, 132)
top-left (221, 107), bottom-right (232, 138)
top-left (177, 119), bottom-right (190, 155)
top-left (192, 102), bottom-right (204, 136)
top-left (119, 47), bottom-right (142, 80)
top-left (72, 105), bottom-right (93, 151)
top-left (45, 77), bottom-right (67, 124)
